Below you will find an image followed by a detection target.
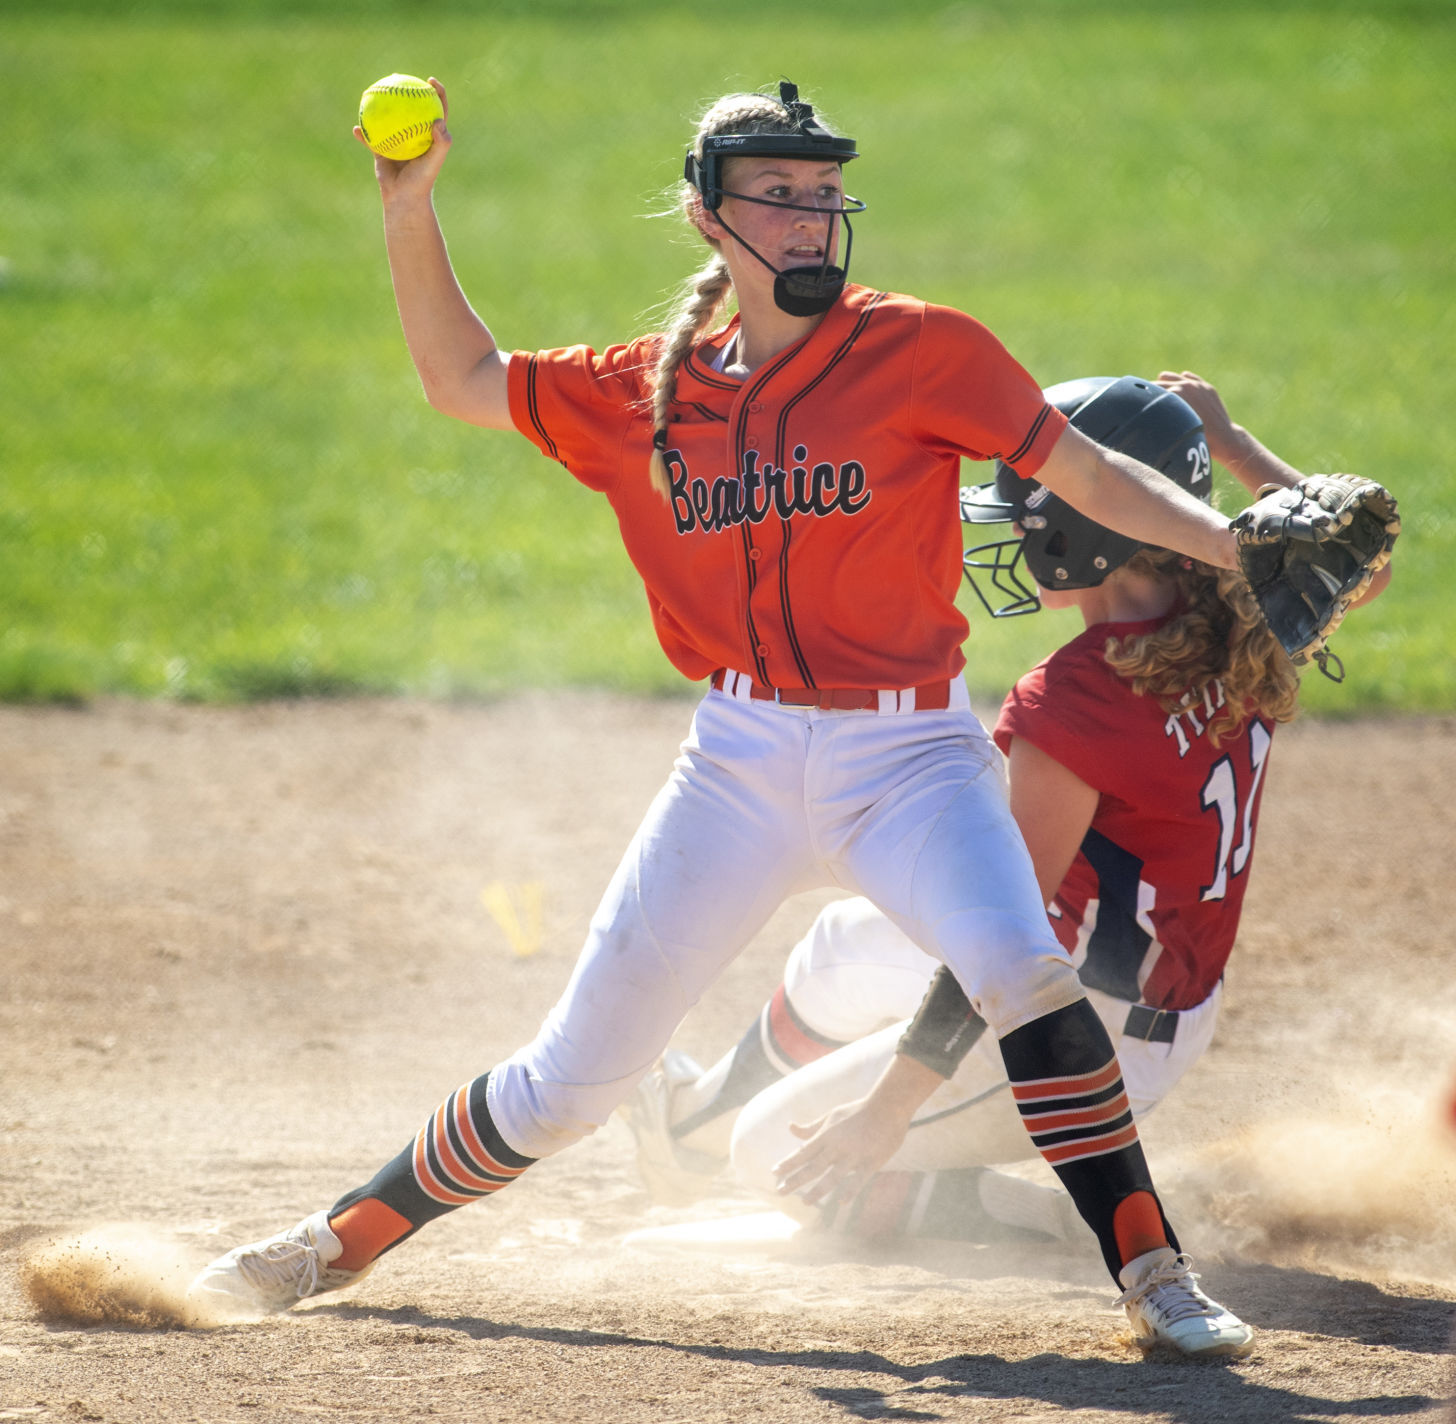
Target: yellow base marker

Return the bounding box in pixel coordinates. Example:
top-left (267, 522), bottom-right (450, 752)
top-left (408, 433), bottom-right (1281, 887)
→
top-left (481, 881), bottom-right (545, 958)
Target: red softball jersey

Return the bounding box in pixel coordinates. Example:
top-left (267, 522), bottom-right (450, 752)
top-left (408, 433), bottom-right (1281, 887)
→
top-left (507, 284), bottom-right (1067, 691)
top-left (993, 616), bottom-right (1277, 1011)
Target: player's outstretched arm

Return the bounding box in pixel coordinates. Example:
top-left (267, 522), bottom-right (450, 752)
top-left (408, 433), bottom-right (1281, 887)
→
top-left (354, 78), bottom-right (513, 430)
top-left (1160, 371), bottom-right (1396, 608)
top-left (1156, 371), bottom-right (1303, 496)
top-left (1036, 423), bottom-right (1239, 571)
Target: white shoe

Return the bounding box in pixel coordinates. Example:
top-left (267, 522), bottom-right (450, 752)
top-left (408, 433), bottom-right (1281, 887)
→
top-left (1116, 1247), bottom-right (1254, 1358)
top-left (186, 1210), bottom-right (372, 1318)
top-left (618, 1050), bottom-right (723, 1207)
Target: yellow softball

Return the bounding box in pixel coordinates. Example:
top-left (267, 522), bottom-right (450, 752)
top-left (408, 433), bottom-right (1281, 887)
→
top-left (358, 73), bottom-right (443, 161)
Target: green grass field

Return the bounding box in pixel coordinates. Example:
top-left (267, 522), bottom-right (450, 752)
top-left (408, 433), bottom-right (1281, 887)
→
top-left (4, 1), bottom-right (1452, 712)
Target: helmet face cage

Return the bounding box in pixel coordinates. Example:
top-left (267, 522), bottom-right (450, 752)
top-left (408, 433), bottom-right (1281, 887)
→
top-left (960, 484), bottom-right (1042, 619)
top-left (961, 376), bottom-right (1211, 617)
top-left (961, 535), bottom-right (1042, 620)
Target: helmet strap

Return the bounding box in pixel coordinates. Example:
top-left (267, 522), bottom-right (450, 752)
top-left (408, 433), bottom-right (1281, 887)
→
top-left (710, 206), bottom-right (854, 317)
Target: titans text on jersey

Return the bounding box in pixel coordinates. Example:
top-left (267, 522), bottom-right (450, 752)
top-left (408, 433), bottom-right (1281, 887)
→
top-left (1164, 680), bottom-right (1229, 757)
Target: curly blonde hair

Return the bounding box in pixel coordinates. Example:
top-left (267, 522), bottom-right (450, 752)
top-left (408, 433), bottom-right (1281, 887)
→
top-left (646, 89), bottom-right (828, 500)
top-left (1102, 547), bottom-right (1301, 744)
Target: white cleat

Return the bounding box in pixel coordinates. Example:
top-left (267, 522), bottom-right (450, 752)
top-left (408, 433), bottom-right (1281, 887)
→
top-left (617, 1050), bottom-right (723, 1207)
top-left (1116, 1247), bottom-right (1254, 1358)
top-left (186, 1210), bottom-right (371, 1319)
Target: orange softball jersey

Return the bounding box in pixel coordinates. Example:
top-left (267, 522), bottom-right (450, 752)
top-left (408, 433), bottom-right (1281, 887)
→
top-left (509, 284), bottom-right (1067, 690)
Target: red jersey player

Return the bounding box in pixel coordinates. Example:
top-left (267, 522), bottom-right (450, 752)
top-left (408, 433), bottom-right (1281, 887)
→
top-left (190, 82), bottom-right (1275, 1357)
top-left (624, 372), bottom-right (1392, 1271)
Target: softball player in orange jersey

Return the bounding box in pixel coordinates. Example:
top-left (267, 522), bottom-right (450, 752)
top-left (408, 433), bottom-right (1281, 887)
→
top-left (190, 79), bottom-right (1258, 1356)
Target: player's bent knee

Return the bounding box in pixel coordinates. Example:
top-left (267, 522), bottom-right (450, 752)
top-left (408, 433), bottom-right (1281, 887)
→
top-left (934, 909), bottom-right (1083, 1036)
top-left (485, 1058), bottom-right (629, 1160)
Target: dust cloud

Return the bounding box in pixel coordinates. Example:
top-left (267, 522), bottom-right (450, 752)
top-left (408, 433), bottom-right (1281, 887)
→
top-left (20, 1225), bottom-right (225, 1330)
top-left (1170, 1084), bottom-right (1456, 1282)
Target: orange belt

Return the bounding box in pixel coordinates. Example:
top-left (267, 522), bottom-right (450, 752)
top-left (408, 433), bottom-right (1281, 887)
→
top-left (711, 669), bottom-right (953, 712)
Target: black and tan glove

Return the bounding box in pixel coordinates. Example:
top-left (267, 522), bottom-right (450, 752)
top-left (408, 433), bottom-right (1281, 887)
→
top-left (1229, 474), bottom-right (1399, 674)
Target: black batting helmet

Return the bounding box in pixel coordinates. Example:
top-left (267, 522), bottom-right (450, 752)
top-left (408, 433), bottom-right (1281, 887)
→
top-left (961, 375), bottom-right (1212, 618)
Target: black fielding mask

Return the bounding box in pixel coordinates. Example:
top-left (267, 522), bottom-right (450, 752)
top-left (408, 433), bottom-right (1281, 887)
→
top-left (773, 247), bottom-right (851, 317)
top-left (684, 80), bottom-right (864, 317)
top-left (775, 271), bottom-right (843, 317)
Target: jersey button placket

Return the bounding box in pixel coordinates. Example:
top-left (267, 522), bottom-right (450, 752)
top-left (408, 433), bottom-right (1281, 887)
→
top-left (739, 390), bottom-right (771, 688)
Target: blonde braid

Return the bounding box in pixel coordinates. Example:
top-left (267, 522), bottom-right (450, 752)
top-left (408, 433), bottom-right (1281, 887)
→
top-left (647, 254), bottom-right (734, 500)
top-left (646, 89), bottom-right (806, 501)
top-left (1103, 548), bottom-right (1301, 744)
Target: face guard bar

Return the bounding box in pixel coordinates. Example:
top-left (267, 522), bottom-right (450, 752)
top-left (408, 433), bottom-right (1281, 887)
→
top-left (961, 536), bottom-right (1042, 618)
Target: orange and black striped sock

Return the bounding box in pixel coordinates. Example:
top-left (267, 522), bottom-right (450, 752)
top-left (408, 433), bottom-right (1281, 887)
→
top-left (328, 1071), bottom-right (536, 1269)
top-left (1112, 1190), bottom-right (1171, 1268)
top-left (328, 1198), bottom-right (413, 1272)
top-left (759, 983), bottom-right (847, 1074)
top-left (998, 1000), bottom-right (1177, 1280)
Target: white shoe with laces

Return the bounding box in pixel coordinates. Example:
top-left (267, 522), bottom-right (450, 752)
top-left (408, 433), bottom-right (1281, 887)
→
top-left (186, 1210), bottom-right (372, 1319)
top-left (617, 1050), bottom-right (723, 1207)
top-left (1116, 1247), bottom-right (1254, 1358)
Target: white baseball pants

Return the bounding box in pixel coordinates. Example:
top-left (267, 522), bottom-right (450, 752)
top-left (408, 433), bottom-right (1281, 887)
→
top-left (487, 683), bottom-right (1084, 1158)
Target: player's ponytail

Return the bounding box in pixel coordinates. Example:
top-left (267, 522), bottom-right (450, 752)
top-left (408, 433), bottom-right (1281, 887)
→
top-left (646, 88), bottom-right (806, 500)
top-left (647, 253), bottom-right (734, 501)
top-left (1104, 548), bottom-right (1300, 743)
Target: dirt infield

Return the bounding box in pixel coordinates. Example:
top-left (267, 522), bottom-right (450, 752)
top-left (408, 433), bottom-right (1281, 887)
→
top-left (2, 694), bottom-right (1454, 1423)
